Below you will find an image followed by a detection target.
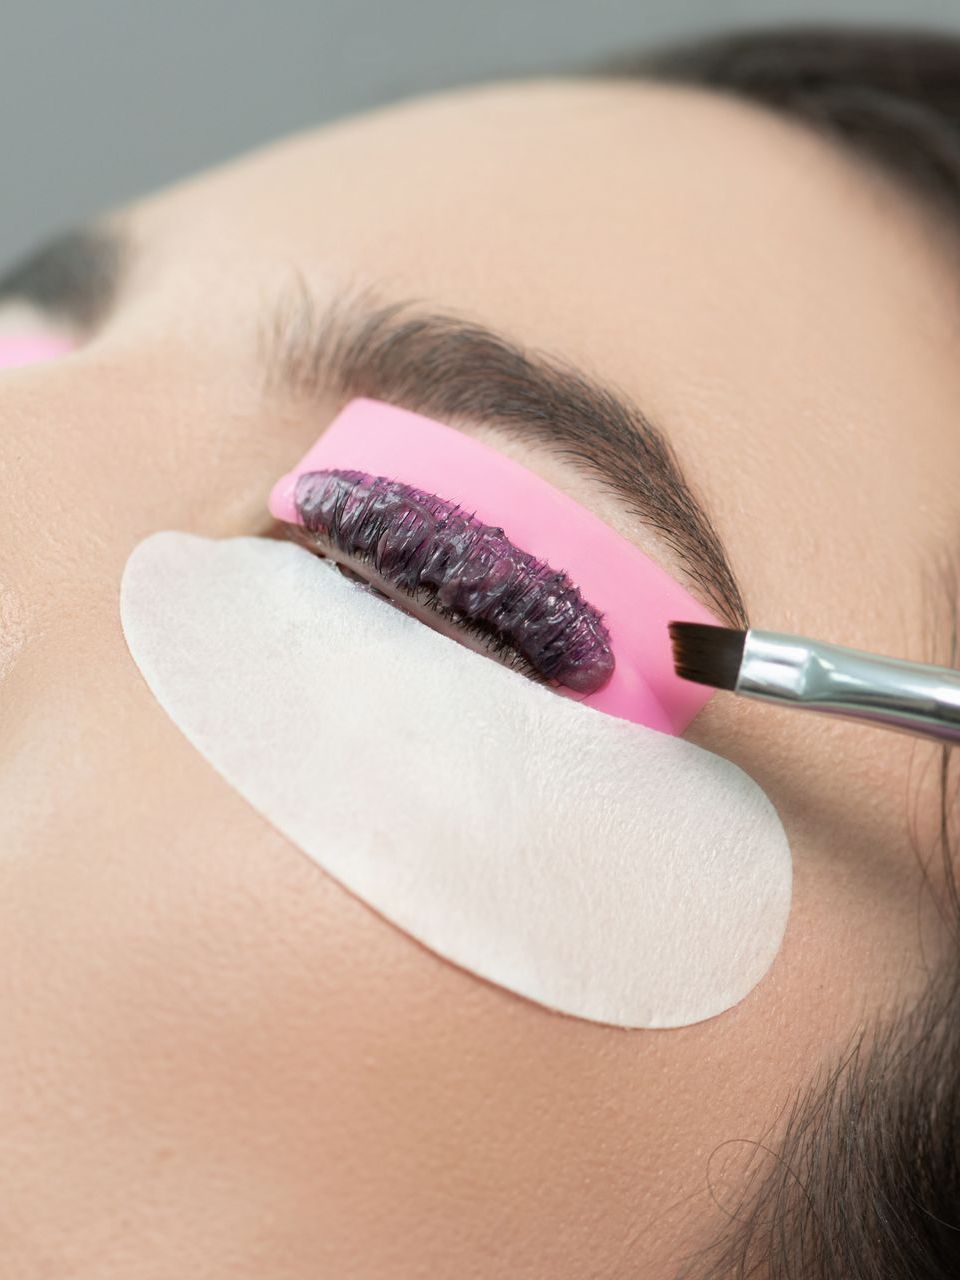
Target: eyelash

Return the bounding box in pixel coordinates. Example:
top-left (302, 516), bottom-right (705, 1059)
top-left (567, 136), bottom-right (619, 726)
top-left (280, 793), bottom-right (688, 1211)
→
top-left (312, 537), bottom-right (548, 682)
top-left (286, 468), bottom-right (615, 692)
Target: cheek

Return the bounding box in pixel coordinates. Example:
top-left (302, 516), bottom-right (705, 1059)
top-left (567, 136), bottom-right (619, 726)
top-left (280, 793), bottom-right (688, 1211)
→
top-left (0, 807), bottom-right (687, 1274)
top-left (119, 530), bottom-right (792, 1030)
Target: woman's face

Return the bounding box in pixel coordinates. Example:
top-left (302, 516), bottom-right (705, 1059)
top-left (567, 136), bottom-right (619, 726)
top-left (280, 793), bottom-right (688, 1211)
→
top-left (3, 77), bottom-right (958, 1276)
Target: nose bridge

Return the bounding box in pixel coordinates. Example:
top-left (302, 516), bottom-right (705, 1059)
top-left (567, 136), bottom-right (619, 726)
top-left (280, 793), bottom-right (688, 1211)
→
top-left (0, 365), bottom-right (66, 694)
top-left (0, 362), bottom-right (95, 668)
top-left (0, 349), bottom-right (190, 717)
top-left (0, 561), bottom-right (28, 688)
top-left (0, 337), bottom-right (286, 633)
top-left (0, 352), bottom-right (165, 634)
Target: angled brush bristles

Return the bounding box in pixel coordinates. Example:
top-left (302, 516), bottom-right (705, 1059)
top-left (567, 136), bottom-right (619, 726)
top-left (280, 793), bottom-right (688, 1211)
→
top-left (668, 622), bottom-right (746, 691)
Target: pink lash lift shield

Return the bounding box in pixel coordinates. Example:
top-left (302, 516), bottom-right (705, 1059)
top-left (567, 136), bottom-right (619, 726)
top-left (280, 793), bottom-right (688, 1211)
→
top-left (269, 397), bottom-right (721, 735)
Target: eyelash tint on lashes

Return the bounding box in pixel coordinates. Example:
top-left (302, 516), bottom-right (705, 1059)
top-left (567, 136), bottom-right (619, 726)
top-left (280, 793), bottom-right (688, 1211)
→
top-left (289, 468), bottom-right (616, 694)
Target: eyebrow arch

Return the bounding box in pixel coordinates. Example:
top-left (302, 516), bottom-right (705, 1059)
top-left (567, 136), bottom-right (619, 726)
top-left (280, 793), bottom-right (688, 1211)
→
top-left (0, 224), bottom-right (127, 329)
top-left (259, 275), bottom-right (748, 627)
top-left (0, 225), bottom-right (746, 627)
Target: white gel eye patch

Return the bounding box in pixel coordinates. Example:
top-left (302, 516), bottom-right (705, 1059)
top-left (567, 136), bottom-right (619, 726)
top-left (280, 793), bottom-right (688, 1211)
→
top-left (120, 532), bottom-right (792, 1029)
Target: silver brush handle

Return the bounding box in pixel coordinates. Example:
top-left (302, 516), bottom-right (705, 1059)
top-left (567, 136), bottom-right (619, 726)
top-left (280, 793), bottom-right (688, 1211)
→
top-left (737, 630), bottom-right (960, 745)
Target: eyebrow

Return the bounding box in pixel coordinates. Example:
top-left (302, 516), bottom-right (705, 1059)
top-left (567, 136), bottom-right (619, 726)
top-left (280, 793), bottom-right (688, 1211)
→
top-left (0, 224), bottom-right (747, 626)
top-left (0, 224), bottom-right (126, 329)
top-left (260, 276), bottom-right (748, 627)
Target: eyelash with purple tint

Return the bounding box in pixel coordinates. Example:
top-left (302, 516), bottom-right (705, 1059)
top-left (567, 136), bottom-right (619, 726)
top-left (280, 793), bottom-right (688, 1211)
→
top-left (285, 468), bottom-right (616, 694)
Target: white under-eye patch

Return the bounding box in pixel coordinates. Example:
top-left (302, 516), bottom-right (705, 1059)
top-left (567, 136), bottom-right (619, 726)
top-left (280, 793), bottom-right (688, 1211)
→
top-left (120, 532), bottom-right (792, 1029)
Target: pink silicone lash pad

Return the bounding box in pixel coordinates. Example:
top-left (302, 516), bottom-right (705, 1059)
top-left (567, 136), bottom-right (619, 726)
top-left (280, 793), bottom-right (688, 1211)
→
top-left (0, 333), bottom-right (74, 369)
top-left (268, 397), bottom-right (721, 734)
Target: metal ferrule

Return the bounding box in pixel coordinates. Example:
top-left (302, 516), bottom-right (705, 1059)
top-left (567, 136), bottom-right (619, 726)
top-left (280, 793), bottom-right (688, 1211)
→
top-left (737, 629), bottom-right (960, 745)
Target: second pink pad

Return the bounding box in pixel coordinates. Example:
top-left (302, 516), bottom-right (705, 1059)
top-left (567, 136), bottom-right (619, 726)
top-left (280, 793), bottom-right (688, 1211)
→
top-left (269, 397), bottom-right (720, 734)
top-left (0, 333), bottom-right (74, 369)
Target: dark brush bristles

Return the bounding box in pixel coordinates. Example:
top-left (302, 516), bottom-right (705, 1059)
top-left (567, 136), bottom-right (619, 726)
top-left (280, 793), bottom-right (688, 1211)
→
top-left (668, 621), bottom-right (747, 691)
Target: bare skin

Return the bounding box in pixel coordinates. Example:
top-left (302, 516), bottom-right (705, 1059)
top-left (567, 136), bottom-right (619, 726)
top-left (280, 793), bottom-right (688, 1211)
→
top-left (2, 78), bottom-right (958, 1278)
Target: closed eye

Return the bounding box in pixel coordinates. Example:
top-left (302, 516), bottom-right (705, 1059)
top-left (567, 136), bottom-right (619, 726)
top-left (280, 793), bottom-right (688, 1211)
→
top-left (291, 528), bottom-right (550, 682)
top-left (277, 467), bottom-right (616, 694)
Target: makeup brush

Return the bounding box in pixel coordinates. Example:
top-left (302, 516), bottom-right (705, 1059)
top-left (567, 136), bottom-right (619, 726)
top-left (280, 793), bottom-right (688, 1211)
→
top-left (668, 622), bottom-right (960, 745)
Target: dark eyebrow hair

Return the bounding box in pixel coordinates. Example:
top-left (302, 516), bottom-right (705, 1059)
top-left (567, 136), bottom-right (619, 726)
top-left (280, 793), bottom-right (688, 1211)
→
top-left (260, 275), bottom-right (748, 627)
top-left (0, 227), bottom-right (746, 625)
top-left (0, 224), bottom-right (127, 329)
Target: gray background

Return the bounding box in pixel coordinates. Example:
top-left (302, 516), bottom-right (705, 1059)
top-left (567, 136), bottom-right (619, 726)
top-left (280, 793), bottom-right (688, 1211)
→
top-left (3, 0), bottom-right (960, 270)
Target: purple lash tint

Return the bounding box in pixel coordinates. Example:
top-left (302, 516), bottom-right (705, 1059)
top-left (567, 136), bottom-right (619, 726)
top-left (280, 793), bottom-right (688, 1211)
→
top-left (293, 468), bottom-right (615, 694)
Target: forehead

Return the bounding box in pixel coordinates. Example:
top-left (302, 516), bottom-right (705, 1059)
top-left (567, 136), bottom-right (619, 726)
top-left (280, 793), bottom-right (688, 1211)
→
top-left (134, 78), bottom-right (951, 325)
top-left (130, 79), bottom-right (959, 637)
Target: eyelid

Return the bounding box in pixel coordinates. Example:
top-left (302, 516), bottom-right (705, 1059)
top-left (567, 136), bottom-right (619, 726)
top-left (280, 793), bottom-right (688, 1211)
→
top-left (268, 397), bottom-right (721, 734)
top-left (286, 517), bottom-right (549, 684)
top-left (285, 468), bottom-right (616, 692)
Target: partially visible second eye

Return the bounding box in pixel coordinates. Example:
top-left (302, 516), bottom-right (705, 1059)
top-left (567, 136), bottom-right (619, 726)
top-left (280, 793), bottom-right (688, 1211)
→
top-left (0, 330), bottom-right (75, 370)
top-left (278, 468), bottom-right (616, 694)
